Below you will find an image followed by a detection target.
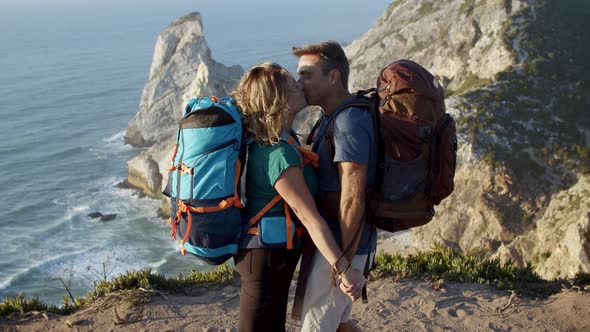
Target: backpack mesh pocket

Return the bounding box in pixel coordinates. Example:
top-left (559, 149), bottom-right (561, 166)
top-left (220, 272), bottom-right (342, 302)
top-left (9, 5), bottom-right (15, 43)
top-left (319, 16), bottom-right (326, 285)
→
top-left (380, 154), bottom-right (426, 201)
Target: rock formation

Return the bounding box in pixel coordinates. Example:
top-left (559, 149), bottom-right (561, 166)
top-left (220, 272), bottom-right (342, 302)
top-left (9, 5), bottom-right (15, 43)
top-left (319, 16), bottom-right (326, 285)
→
top-left (345, 0), bottom-right (590, 279)
top-left (124, 12), bottom-right (243, 197)
top-left (125, 1), bottom-right (590, 279)
top-left (346, 0), bottom-right (521, 93)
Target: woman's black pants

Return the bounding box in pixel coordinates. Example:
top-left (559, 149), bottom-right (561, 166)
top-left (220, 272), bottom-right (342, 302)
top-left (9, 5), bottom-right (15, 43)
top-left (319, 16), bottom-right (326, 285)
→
top-left (234, 248), bottom-right (301, 332)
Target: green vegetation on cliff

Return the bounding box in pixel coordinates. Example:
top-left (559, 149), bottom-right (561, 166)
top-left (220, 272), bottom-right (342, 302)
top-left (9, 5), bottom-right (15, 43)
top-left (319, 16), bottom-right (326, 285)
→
top-left (375, 244), bottom-right (542, 293)
top-left (458, 0), bottom-right (590, 173)
top-left (4, 247), bottom-right (590, 318)
top-left (1, 264), bottom-right (235, 317)
top-left (455, 0), bottom-right (590, 234)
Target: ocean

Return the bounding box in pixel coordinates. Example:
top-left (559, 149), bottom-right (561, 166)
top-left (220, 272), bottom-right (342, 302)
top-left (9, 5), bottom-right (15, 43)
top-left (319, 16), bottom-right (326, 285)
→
top-left (0, 0), bottom-right (391, 305)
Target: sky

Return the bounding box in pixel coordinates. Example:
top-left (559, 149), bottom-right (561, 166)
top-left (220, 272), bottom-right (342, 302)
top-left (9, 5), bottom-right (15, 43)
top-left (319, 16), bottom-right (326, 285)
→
top-left (0, 0), bottom-right (391, 9)
top-left (0, 0), bottom-right (392, 72)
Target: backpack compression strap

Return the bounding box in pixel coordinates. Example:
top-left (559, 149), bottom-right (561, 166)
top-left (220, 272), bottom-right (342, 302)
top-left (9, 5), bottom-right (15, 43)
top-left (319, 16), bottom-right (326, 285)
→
top-left (170, 158), bottom-right (244, 255)
top-left (246, 133), bottom-right (319, 249)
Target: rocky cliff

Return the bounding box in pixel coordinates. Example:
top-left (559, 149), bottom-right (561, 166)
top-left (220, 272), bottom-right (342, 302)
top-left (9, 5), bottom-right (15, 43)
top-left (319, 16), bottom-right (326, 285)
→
top-left (346, 0), bottom-right (590, 279)
top-left (125, 1), bottom-right (590, 279)
top-left (124, 13), bottom-right (243, 197)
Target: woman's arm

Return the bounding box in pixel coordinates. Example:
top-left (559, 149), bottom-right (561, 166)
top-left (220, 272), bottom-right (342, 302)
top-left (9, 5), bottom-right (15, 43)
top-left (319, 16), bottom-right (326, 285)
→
top-left (274, 167), bottom-right (366, 298)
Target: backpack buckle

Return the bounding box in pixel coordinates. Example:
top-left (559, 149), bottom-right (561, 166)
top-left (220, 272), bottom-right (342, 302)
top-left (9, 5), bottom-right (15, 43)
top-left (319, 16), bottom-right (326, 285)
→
top-left (418, 126), bottom-right (431, 139)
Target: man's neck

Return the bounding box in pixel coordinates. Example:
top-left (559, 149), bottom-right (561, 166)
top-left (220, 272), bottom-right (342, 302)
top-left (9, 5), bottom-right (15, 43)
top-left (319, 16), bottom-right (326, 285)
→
top-left (320, 89), bottom-right (353, 116)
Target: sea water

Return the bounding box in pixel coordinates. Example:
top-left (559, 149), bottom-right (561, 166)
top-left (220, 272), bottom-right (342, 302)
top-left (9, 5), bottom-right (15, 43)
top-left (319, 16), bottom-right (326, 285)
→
top-left (0, 0), bottom-right (391, 304)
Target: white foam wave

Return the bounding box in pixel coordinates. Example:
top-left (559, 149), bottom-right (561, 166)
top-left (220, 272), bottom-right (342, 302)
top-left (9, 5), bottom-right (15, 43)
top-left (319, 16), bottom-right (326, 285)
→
top-left (103, 130), bottom-right (126, 143)
top-left (2, 174), bottom-right (170, 300)
top-left (24, 175), bottom-right (162, 254)
top-left (51, 247), bottom-right (174, 287)
top-left (54, 176), bottom-right (160, 223)
top-left (24, 203), bottom-right (91, 236)
top-left (0, 245), bottom-right (170, 294)
top-left (98, 177), bottom-right (162, 219)
top-left (0, 279), bottom-right (14, 291)
top-left (147, 259), bottom-right (167, 269)
top-left (90, 130), bottom-right (134, 158)
top-left (0, 247), bottom-right (95, 291)
top-left (66, 204), bottom-right (91, 217)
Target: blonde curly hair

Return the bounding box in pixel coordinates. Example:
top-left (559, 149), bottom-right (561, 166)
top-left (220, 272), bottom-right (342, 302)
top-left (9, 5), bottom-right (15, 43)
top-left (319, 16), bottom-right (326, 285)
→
top-left (232, 62), bottom-right (290, 145)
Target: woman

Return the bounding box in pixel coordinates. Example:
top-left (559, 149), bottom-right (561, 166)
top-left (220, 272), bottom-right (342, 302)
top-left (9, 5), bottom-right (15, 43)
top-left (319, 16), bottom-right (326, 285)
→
top-left (232, 62), bottom-right (367, 332)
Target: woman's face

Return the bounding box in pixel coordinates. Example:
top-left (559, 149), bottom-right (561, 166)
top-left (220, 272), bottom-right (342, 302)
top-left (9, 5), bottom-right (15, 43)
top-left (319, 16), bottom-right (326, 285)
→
top-left (285, 73), bottom-right (307, 114)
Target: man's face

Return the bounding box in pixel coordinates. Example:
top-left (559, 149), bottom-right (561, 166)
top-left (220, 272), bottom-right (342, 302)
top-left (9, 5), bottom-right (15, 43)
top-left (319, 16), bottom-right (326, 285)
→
top-left (296, 55), bottom-right (331, 106)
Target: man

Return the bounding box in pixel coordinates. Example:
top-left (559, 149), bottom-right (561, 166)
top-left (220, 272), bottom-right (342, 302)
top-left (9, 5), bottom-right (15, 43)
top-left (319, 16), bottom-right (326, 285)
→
top-left (292, 41), bottom-right (377, 332)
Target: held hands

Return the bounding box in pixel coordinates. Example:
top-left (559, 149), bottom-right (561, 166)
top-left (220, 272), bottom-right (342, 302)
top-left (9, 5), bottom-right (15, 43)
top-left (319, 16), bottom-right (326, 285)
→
top-left (339, 269), bottom-right (367, 301)
top-left (338, 268), bottom-right (367, 301)
top-left (332, 258), bottom-right (367, 301)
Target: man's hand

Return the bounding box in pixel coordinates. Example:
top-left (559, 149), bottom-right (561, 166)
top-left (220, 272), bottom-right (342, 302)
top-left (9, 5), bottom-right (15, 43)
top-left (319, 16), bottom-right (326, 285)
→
top-left (338, 268), bottom-right (367, 301)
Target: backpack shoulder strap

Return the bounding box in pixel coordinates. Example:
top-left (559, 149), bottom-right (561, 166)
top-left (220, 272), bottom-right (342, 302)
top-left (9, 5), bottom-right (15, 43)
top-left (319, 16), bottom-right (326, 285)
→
top-left (322, 94), bottom-right (375, 161)
top-left (247, 132), bottom-right (319, 249)
top-left (306, 117), bottom-right (323, 146)
top-left (280, 131), bottom-right (319, 168)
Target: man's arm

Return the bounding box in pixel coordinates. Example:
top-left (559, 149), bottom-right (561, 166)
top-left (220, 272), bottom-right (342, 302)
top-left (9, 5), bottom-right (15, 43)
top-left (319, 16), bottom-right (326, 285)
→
top-left (275, 167), bottom-right (366, 300)
top-left (337, 161), bottom-right (368, 262)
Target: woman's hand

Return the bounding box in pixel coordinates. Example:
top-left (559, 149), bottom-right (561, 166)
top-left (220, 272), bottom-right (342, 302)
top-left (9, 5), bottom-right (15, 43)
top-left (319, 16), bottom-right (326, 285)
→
top-left (338, 268), bottom-right (367, 301)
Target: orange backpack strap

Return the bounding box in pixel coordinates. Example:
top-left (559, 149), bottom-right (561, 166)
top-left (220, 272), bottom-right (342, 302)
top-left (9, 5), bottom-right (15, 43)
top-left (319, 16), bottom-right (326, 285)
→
top-left (229, 158), bottom-right (244, 209)
top-left (296, 144), bottom-right (319, 168)
top-left (169, 144), bottom-right (179, 169)
top-left (174, 192), bottom-right (243, 255)
top-left (284, 201), bottom-right (293, 249)
top-left (169, 126), bottom-right (182, 170)
top-left (174, 159), bottom-right (243, 214)
top-left (170, 158), bottom-right (244, 253)
top-left (175, 200), bottom-right (192, 256)
top-left (249, 194), bottom-right (282, 227)
top-left (246, 132), bottom-right (317, 249)
top-left (280, 131), bottom-right (319, 168)
top-left (246, 199), bottom-right (298, 250)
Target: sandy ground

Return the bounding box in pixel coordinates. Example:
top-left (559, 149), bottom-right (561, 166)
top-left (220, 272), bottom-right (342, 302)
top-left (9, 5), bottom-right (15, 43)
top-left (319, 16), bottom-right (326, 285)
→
top-left (3, 238), bottom-right (589, 331)
top-left (2, 275), bottom-right (589, 332)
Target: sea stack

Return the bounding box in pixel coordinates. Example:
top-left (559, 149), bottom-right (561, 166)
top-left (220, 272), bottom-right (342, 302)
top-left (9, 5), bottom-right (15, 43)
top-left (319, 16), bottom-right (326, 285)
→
top-left (124, 12), bottom-right (243, 197)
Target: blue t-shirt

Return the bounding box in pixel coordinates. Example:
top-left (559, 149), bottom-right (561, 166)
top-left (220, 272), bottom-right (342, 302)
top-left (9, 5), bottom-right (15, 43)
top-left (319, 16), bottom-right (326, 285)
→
top-left (312, 99), bottom-right (378, 255)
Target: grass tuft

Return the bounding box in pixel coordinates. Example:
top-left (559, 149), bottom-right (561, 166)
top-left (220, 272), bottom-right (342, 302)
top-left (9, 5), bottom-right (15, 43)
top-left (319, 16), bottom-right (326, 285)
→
top-left (0, 294), bottom-right (65, 317)
top-left (1, 251), bottom-right (586, 318)
top-left (0, 264), bottom-right (235, 317)
top-left (573, 272), bottom-right (590, 287)
top-left (373, 243), bottom-right (552, 295)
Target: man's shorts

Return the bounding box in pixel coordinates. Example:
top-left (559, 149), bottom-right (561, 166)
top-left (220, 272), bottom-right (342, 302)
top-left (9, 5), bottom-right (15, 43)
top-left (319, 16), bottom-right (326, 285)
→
top-left (300, 251), bottom-right (373, 331)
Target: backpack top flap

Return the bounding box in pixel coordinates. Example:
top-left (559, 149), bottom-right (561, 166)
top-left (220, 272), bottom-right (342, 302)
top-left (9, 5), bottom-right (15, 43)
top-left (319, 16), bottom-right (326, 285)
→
top-left (377, 60), bottom-right (444, 113)
top-left (184, 96), bottom-right (242, 124)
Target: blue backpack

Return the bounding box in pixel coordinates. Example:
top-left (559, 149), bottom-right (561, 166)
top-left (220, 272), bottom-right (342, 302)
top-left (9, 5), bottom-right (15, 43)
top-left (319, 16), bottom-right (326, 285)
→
top-left (163, 96), bottom-right (245, 265)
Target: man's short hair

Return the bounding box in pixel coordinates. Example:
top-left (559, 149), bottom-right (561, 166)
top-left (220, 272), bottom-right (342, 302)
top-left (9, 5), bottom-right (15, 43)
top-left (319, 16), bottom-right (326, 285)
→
top-left (292, 41), bottom-right (349, 89)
